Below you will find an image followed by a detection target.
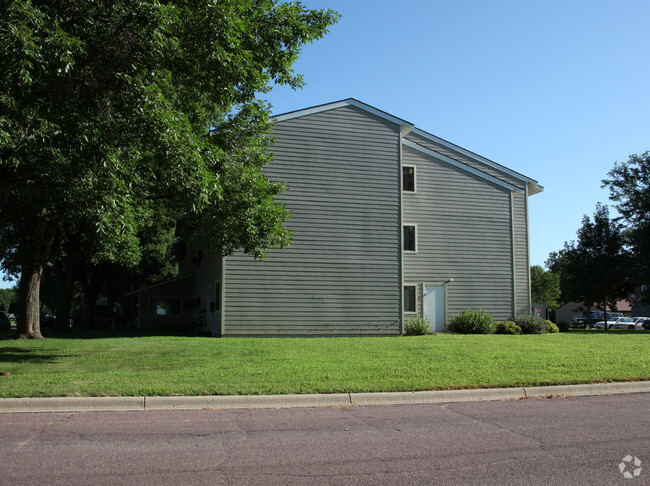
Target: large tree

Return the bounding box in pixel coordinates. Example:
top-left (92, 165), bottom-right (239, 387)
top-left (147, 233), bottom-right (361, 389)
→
top-left (0, 0), bottom-right (339, 338)
top-left (546, 204), bottom-right (634, 329)
top-left (602, 151), bottom-right (650, 302)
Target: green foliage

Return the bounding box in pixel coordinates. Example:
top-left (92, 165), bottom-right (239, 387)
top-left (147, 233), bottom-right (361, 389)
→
top-left (546, 204), bottom-right (634, 320)
top-left (0, 288), bottom-right (17, 312)
top-left (449, 308), bottom-right (496, 334)
top-left (545, 321), bottom-right (560, 333)
top-left (603, 151), bottom-right (650, 303)
top-left (556, 321), bottom-right (570, 332)
top-left (512, 314), bottom-right (548, 334)
top-left (403, 316), bottom-right (431, 336)
top-left (495, 321), bottom-right (522, 335)
top-left (530, 265), bottom-right (562, 312)
top-left (0, 0), bottom-right (339, 336)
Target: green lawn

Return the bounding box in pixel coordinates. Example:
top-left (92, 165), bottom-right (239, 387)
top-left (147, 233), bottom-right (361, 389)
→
top-left (0, 330), bottom-right (648, 398)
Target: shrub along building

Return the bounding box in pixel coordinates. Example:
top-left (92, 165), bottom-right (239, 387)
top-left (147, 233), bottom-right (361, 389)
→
top-left (129, 99), bottom-right (543, 336)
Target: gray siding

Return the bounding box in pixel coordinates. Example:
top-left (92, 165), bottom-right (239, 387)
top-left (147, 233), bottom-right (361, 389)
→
top-left (513, 189), bottom-right (531, 315)
top-left (223, 105), bottom-right (402, 335)
top-left (402, 145), bottom-right (515, 323)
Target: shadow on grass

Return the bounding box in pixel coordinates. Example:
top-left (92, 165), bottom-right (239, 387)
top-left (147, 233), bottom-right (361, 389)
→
top-left (0, 347), bottom-right (64, 363)
top-left (41, 328), bottom-right (202, 340)
top-left (0, 328), bottom-right (201, 340)
top-left (566, 329), bottom-right (649, 335)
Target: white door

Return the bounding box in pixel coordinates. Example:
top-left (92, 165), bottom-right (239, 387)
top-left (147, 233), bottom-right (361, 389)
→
top-left (424, 285), bottom-right (445, 332)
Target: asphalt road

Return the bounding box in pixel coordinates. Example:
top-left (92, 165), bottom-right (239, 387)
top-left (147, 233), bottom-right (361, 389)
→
top-left (1, 393), bottom-right (648, 485)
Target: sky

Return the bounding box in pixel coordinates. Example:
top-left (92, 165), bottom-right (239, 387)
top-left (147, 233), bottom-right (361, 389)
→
top-left (1, 0), bottom-right (649, 289)
top-left (262, 0), bottom-right (650, 265)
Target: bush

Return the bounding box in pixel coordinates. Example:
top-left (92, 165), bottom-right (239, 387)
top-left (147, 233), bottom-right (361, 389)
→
top-left (404, 316), bottom-right (431, 336)
top-left (449, 308), bottom-right (496, 334)
top-left (495, 321), bottom-right (522, 334)
top-left (511, 314), bottom-right (547, 334)
top-left (556, 321), bottom-right (570, 332)
top-left (545, 321), bottom-right (560, 333)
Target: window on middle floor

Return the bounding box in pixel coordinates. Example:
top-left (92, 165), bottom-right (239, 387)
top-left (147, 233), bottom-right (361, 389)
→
top-left (403, 166), bottom-right (415, 192)
top-left (403, 225), bottom-right (416, 252)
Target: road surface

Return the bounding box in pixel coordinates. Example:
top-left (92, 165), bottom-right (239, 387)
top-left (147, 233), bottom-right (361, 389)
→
top-left (1, 393), bottom-right (648, 485)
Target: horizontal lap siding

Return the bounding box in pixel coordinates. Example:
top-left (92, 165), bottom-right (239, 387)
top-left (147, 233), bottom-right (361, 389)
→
top-left (224, 105), bottom-right (401, 336)
top-left (513, 192), bottom-right (531, 314)
top-left (403, 146), bottom-right (514, 322)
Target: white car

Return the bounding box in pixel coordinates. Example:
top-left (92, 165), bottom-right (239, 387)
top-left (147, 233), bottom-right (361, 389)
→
top-left (629, 317), bottom-right (650, 330)
top-left (593, 317), bottom-right (644, 330)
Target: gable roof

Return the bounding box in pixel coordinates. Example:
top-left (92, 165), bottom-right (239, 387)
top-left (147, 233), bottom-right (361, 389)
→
top-left (273, 98), bottom-right (543, 196)
top-left (273, 98), bottom-right (414, 131)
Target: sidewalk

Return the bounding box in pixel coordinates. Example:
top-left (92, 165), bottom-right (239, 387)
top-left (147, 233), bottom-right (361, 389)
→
top-left (1, 381), bottom-right (648, 413)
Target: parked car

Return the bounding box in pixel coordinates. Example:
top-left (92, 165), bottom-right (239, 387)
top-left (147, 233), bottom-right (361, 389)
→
top-left (630, 317), bottom-right (650, 330)
top-left (0, 311), bottom-right (11, 330)
top-left (574, 311), bottom-right (623, 329)
top-left (593, 317), bottom-right (641, 330)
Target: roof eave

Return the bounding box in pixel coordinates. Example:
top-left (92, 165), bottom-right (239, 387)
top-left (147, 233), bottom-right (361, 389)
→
top-left (410, 127), bottom-right (539, 187)
top-left (528, 182), bottom-right (544, 195)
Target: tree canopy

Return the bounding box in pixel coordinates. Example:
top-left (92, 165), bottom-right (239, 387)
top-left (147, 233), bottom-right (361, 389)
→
top-left (546, 204), bottom-right (634, 325)
top-left (602, 151), bottom-right (650, 302)
top-left (0, 0), bottom-right (339, 338)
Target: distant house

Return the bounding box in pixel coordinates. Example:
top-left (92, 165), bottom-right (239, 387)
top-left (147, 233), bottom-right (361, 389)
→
top-left (554, 300), bottom-right (633, 323)
top-left (129, 99), bottom-right (542, 336)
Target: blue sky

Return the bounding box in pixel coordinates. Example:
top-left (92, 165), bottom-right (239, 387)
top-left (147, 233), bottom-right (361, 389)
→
top-left (263, 0), bottom-right (650, 266)
top-left (1, 0), bottom-right (649, 288)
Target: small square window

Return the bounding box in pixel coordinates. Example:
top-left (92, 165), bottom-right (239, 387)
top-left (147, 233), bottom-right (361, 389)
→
top-left (403, 166), bottom-right (415, 192)
top-left (404, 286), bottom-right (416, 313)
top-left (403, 225), bottom-right (416, 252)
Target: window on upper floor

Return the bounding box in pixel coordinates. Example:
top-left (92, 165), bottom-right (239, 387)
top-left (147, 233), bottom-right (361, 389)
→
top-left (404, 285), bottom-right (416, 313)
top-left (403, 225), bottom-right (416, 252)
top-left (403, 166), bottom-right (415, 192)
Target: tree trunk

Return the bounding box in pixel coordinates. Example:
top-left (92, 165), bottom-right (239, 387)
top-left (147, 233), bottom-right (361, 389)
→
top-left (603, 300), bottom-right (608, 332)
top-left (16, 265), bottom-right (44, 339)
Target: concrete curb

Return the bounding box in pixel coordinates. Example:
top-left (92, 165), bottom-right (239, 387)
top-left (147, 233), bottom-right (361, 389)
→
top-left (350, 387), bottom-right (525, 406)
top-left (145, 393), bottom-right (352, 411)
top-left (523, 381), bottom-right (650, 398)
top-left (0, 396), bottom-right (144, 413)
top-left (1, 381), bottom-right (648, 413)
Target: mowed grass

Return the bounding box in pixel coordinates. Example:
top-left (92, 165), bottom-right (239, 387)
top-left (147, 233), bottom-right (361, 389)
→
top-left (0, 330), bottom-right (648, 398)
